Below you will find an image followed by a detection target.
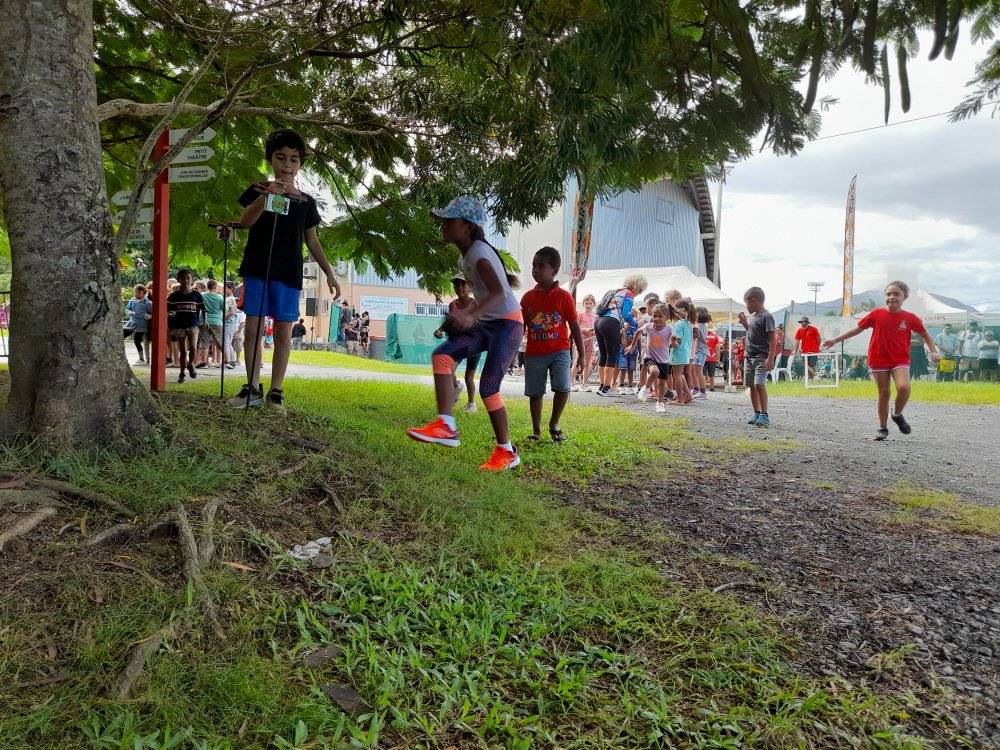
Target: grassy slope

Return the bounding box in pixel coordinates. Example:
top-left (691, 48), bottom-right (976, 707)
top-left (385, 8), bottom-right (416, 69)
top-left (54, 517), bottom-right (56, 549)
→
top-left (768, 378), bottom-right (1000, 406)
top-left (0, 380), bottom-right (939, 749)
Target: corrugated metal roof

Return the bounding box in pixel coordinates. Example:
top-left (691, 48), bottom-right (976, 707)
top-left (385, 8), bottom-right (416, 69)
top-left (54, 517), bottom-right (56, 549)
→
top-left (563, 178), bottom-right (707, 277)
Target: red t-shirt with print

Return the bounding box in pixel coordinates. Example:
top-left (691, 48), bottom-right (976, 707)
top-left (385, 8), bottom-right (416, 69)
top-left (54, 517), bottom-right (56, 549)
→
top-left (858, 308), bottom-right (926, 369)
top-left (706, 331), bottom-right (720, 362)
top-left (521, 283), bottom-right (578, 356)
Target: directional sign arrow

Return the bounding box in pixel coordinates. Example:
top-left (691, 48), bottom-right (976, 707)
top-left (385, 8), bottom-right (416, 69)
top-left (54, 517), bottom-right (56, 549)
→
top-left (113, 207), bottom-right (154, 224)
top-left (168, 126), bottom-right (216, 145)
top-left (125, 224), bottom-right (153, 242)
top-left (111, 188), bottom-right (154, 207)
top-left (168, 166), bottom-right (215, 183)
top-left (171, 145), bottom-right (214, 165)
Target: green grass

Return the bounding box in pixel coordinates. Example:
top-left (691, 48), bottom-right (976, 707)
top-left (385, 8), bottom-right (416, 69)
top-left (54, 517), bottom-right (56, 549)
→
top-left (262, 349), bottom-right (429, 375)
top-left (768, 378), bottom-right (1000, 406)
top-left (884, 481), bottom-right (1000, 536)
top-left (0, 378), bottom-right (948, 749)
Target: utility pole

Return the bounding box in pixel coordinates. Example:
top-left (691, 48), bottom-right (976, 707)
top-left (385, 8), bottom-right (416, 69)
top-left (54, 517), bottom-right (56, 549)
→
top-left (807, 281), bottom-right (825, 316)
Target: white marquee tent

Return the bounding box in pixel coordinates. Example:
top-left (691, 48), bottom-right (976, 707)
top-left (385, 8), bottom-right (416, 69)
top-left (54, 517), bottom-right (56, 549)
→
top-left (574, 266), bottom-right (746, 318)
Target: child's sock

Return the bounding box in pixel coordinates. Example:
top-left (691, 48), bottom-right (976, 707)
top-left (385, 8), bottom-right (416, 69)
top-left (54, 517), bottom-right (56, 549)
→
top-left (439, 414), bottom-right (457, 430)
top-left (499, 441), bottom-right (514, 452)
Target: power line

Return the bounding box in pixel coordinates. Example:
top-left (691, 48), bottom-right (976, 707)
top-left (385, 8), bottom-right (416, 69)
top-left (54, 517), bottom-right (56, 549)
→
top-left (816, 109), bottom-right (962, 140)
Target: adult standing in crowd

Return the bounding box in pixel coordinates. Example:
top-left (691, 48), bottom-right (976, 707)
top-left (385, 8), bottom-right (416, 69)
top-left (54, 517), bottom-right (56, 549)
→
top-left (594, 274), bottom-right (647, 396)
top-left (291, 318), bottom-right (307, 349)
top-left (978, 329), bottom-right (999, 381)
top-left (792, 316), bottom-right (821, 379)
top-left (957, 321), bottom-right (983, 381)
top-left (934, 323), bottom-right (959, 381)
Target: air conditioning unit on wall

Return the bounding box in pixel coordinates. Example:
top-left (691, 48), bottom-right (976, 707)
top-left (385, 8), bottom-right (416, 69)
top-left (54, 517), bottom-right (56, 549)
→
top-left (335, 260), bottom-right (349, 277)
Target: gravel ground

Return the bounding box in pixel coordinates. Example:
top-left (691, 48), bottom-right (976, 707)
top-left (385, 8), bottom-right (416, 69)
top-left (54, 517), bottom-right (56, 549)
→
top-left (566, 386), bottom-right (1000, 747)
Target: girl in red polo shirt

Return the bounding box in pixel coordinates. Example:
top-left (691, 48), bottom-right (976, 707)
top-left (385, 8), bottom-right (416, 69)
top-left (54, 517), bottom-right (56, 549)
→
top-left (822, 281), bottom-right (940, 441)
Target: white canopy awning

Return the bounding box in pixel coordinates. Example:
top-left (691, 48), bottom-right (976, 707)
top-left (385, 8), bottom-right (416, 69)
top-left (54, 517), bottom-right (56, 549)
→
top-left (575, 266), bottom-right (746, 316)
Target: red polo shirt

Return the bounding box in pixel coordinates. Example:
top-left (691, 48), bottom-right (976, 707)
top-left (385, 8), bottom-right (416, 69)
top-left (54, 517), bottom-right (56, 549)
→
top-left (521, 283), bottom-right (578, 356)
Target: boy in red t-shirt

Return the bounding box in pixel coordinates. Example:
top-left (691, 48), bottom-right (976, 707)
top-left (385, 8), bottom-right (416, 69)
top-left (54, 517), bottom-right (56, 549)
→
top-left (520, 247), bottom-right (585, 442)
top-left (823, 281), bottom-right (940, 441)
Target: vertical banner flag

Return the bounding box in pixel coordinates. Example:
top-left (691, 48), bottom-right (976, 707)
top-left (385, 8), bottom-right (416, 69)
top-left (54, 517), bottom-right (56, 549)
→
top-left (841, 175), bottom-right (857, 317)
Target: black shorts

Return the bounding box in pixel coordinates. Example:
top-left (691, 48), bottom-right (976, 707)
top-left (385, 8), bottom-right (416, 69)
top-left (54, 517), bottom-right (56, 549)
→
top-left (979, 358), bottom-right (998, 371)
top-left (805, 355), bottom-right (818, 367)
top-left (704, 361), bottom-right (717, 377)
top-left (644, 359), bottom-right (671, 379)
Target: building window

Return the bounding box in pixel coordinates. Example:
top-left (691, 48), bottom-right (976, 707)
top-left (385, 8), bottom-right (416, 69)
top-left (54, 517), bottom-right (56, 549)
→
top-left (656, 198), bottom-right (674, 225)
top-left (415, 303), bottom-right (448, 317)
top-left (303, 262), bottom-right (319, 279)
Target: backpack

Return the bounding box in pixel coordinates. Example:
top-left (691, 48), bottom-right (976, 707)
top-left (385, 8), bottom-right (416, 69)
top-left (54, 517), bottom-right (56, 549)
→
top-left (595, 289), bottom-right (619, 316)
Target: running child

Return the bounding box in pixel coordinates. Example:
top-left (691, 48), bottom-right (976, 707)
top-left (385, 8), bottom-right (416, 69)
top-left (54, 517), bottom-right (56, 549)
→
top-left (166, 269), bottom-right (203, 383)
top-left (616, 314), bottom-right (640, 394)
top-left (520, 247), bottom-right (584, 442)
top-left (635, 293), bottom-right (660, 397)
top-left (739, 286), bottom-right (778, 427)
top-left (434, 273), bottom-right (481, 414)
top-left (822, 280), bottom-right (940, 440)
top-left (407, 196), bottom-right (524, 471)
top-left (626, 303), bottom-right (673, 413)
top-left (668, 298), bottom-right (695, 405)
top-left (230, 128), bottom-right (341, 413)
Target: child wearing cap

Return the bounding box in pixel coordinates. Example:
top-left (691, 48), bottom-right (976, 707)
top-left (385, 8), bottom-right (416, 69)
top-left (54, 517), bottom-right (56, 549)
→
top-left (435, 274), bottom-right (480, 414)
top-left (520, 247), bottom-right (584, 442)
top-left (407, 196), bottom-right (524, 471)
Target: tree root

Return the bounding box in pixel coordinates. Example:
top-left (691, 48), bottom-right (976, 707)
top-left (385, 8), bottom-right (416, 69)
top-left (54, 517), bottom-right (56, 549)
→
top-left (197, 497), bottom-right (224, 566)
top-left (0, 506), bottom-right (58, 551)
top-left (112, 621), bottom-right (177, 699)
top-left (85, 523), bottom-right (138, 547)
top-left (172, 501), bottom-right (225, 641)
top-left (281, 434), bottom-right (328, 452)
top-left (28, 478), bottom-right (131, 516)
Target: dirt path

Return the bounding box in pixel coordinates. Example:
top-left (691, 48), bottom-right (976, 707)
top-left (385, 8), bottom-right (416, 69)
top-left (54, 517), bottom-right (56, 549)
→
top-left (582, 389), bottom-right (1000, 747)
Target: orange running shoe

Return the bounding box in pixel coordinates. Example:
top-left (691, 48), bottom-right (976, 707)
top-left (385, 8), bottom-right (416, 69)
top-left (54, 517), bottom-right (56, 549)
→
top-left (479, 445), bottom-right (521, 472)
top-left (406, 418), bottom-right (460, 447)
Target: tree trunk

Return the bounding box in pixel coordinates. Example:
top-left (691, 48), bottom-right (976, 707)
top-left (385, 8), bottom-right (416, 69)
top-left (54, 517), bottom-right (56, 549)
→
top-left (0, 0), bottom-right (159, 449)
top-left (567, 174), bottom-right (595, 299)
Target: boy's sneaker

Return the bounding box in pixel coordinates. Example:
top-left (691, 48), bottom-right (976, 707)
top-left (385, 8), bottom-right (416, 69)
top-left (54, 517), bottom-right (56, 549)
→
top-left (890, 413), bottom-right (912, 434)
top-left (479, 444), bottom-right (520, 471)
top-left (755, 414), bottom-right (770, 428)
top-left (748, 413), bottom-right (760, 425)
top-left (655, 402), bottom-right (667, 413)
top-left (406, 418), bottom-right (460, 447)
top-left (636, 386), bottom-right (650, 402)
top-left (596, 387), bottom-right (613, 397)
top-left (463, 402), bottom-right (478, 414)
top-left (266, 388), bottom-right (286, 415)
top-left (875, 427), bottom-right (889, 441)
top-left (178, 371), bottom-right (185, 384)
top-left (229, 383), bottom-right (264, 408)
top-left (188, 366), bottom-right (197, 379)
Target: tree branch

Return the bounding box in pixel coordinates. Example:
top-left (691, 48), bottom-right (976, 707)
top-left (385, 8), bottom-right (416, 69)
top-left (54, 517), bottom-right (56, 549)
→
top-left (97, 99), bottom-right (388, 137)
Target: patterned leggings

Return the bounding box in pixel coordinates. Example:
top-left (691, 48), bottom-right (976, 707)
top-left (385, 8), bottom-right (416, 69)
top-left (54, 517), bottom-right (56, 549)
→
top-left (432, 318), bottom-right (523, 410)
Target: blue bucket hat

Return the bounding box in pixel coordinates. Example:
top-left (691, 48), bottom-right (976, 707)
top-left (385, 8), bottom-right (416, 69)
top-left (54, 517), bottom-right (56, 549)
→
top-left (431, 196), bottom-right (487, 229)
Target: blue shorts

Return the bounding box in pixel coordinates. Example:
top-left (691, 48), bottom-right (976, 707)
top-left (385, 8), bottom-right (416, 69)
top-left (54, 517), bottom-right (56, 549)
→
top-left (524, 350), bottom-right (572, 396)
top-left (242, 277), bottom-right (300, 322)
top-left (694, 349), bottom-right (708, 366)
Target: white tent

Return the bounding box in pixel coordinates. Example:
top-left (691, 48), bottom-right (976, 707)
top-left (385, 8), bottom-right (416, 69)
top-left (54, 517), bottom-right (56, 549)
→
top-left (900, 289), bottom-right (975, 324)
top-left (574, 266), bottom-right (745, 318)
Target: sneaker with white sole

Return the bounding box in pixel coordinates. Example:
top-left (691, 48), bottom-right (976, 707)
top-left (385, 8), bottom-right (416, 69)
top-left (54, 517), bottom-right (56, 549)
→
top-left (655, 402), bottom-right (667, 413)
top-left (228, 383), bottom-right (264, 408)
top-left (479, 444), bottom-right (520, 471)
top-left (463, 402), bottom-right (478, 414)
top-left (636, 386), bottom-right (650, 402)
top-left (406, 418), bottom-right (460, 447)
